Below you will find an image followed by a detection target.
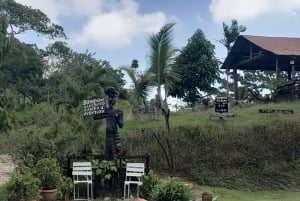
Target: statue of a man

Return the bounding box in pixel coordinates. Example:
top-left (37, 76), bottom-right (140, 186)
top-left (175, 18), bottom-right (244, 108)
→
top-left (94, 87), bottom-right (123, 160)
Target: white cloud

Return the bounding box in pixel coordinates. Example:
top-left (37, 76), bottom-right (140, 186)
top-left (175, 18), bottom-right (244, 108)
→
top-left (15, 0), bottom-right (167, 49)
top-left (15, 0), bottom-right (64, 23)
top-left (209, 0), bottom-right (300, 24)
top-left (72, 0), bottom-right (167, 48)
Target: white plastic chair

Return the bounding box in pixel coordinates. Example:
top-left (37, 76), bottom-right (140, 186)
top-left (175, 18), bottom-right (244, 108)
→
top-left (72, 162), bottom-right (93, 201)
top-left (123, 162), bottom-right (145, 199)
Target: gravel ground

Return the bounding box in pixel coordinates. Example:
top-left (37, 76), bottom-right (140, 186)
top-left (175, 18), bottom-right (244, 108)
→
top-left (0, 154), bottom-right (15, 186)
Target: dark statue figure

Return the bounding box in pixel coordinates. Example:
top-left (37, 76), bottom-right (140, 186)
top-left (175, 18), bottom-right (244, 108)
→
top-left (94, 87), bottom-right (123, 160)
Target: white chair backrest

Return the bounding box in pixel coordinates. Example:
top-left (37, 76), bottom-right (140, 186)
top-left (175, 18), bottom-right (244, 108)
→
top-left (72, 162), bottom-right (92, 176)
top-left (125, 162), bottom-right (145, 178)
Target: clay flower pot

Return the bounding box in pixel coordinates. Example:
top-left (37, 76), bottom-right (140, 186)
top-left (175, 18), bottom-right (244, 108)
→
top-left (40, 189), bottom-right (57, 201)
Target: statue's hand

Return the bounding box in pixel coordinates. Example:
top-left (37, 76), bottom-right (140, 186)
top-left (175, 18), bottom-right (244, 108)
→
top-left (116, 143), bottom-right (121, 151)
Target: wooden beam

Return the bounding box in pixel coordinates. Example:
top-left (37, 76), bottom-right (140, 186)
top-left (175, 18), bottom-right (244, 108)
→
top-left (231, 54), bottom-right (264, 68)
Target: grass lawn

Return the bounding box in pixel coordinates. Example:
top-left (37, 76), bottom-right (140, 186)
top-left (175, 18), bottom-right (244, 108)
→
top-left (192, 185), bottom-right (300, 201)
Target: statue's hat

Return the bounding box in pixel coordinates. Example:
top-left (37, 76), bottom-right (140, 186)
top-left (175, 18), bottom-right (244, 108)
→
top-left (105, 87), bottom-right (118, 97)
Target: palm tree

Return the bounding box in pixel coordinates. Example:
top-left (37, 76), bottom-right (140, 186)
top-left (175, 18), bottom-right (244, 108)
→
top-left (147, 23), bottom-right (179, 175)
top-left (121, 66), bottom-right (151, 107)
top-left (219, 19), bottom-right (246, 51)
top-left (148, 23), bottom-right (179, 109)
top-left (219, 19), bottom-right (246, 102)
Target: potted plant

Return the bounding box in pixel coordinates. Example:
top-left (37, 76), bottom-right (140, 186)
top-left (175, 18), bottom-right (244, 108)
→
top-left (35, 157), bottom-right (62, 201)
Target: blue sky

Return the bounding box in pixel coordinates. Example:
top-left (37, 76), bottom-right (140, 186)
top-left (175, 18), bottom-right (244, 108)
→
top-left (14, 0), bottom-right (300, 105)
top-left (15, 0), bottom-right (300, 68)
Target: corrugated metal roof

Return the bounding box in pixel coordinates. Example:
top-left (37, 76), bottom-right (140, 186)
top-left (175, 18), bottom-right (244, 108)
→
top-left (243, 35), bottom-right (300, 56)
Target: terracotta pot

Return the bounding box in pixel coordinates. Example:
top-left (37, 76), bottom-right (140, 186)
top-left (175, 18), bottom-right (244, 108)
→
top-left (40, 189), bottom-right (57, 201)
top-left (202, 192), bottom-right (212, 201)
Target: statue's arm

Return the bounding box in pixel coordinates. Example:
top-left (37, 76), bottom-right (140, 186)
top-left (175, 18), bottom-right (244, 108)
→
top-left (115, 109), bottom-right (123, 128)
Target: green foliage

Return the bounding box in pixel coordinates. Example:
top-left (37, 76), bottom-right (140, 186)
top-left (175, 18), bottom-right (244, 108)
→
top-left (92, 159), bottom-right (118, 186)
top-left (121, 67), bottom-right (151, 105)
top-left (170, 29), bottom-right (219, 107)
top-left (121, 101), bottom-right (300, 190)
top-left (150, 178), bottom-right (192, 201)
top-left (57, 174), bottom-right (73, 200)
top-left (35, 157), bottom-right (61, 190)
top-left (0, 0), bottom-right (66, 39)
top-left (1, 39), bottom-right (46, 102)
top-left (0, 107), bottom-right (11, 132)
top-left (116, 99), bottom-right (131, 115)
top-left (148, 23), bottom-right (179, 100)
top-left (219, 19), bottom-right (246, 50)
top-left (5, 169), bottom-right (41, 201)
top-left (5, 102), bottom-right (103, 163)
top-left (0, 14), bottom-right (9, 63)
top-left (0, 186), bottom-right (9, 201)
top-left (140, 170), bottom-right (161, 200)
top-left (44, 44), bottom-right (124, 107)
top-left (5, 154), bottom-right (73, 200)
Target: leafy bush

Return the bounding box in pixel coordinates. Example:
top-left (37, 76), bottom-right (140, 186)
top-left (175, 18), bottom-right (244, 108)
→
top-left (92, 159), bottom-right (118, 186)
top-left (5, 167), bottom-right (41, 201)
top-left (6, 103), bottom-right (103, 164)
top-left (35, 157), bottom-right (62, 190)
top-left (150, 179), bottom-right (192, 201)
top-left (5, 154), bottom-right (73, 201)
top-left (140, 170), bottom-right (161, 200)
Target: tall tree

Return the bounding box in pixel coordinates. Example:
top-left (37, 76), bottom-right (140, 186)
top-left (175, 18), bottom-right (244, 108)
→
top-left (170, 29), bottom-right (219, 109)
top-left (148, 23), bottom-right (178, 107)
top-left (0, 15), bottom-right (10, 65)
top-left (1, 39), bottom-right (46, 102)
top-left (147, 23), bottom-right (179, 175)
top-left (0, 0), bottom-right (66, 39)
top-left (219, 19), bottom-right (246, 102)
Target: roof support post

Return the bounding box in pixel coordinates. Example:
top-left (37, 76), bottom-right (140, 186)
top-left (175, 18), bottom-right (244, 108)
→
top-left (233, 67), bottom-right (238, 103)
top-left (292, 64), bottom-right (295, 80)
top-left (276, 57), bottom-right (280, 80)
top-left (290, 59), bottom-right (296, 80)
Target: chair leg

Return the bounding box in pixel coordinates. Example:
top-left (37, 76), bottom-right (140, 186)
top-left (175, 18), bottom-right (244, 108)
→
top-left (124, 184), bottom-right (126, 199)
top-left (123, 184), bottom-right (126, 200)
top-left (91, 183), bottom-right (94, 200)
top-left (127, 183), bottom-right (130, 199)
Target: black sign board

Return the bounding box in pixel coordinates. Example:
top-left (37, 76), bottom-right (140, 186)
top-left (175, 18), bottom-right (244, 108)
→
top-left (83, 98), bottom-right (106, 116)
top-left (215, 96), bottom-right (228, 113)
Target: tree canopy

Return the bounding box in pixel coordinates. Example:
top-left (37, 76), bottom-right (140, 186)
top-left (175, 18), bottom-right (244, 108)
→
top-left (0, 0), bottom-right (66, 39)
top-left (170, 29), bottom-right (219, 108)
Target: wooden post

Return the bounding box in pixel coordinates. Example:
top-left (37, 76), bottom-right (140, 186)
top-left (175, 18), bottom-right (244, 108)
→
top-left (276, 57), bottom-right (280, 80)
top-left (292, 64), bottom-right (296, 80)
top-left (233, 67), bottom-right (238, 103)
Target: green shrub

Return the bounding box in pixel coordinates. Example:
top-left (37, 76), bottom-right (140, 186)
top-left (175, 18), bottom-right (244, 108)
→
top-left (5, 154), bottom-right (73, 201)
top-left (92, 159), bottom-right (118, 186)
top-left (5, 169), bottom-right (41, 201)
top-left (140, 170), bottom-right (161, 200)
top-left (0, 186), bottom-right (9, 201)
top-left (150, 178), bottom-right (192, 201)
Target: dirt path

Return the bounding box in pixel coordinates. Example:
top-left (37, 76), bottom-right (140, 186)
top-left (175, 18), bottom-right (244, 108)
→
top-left (0, 154), bottom-right (15, 186)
